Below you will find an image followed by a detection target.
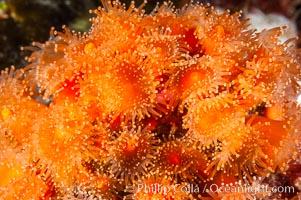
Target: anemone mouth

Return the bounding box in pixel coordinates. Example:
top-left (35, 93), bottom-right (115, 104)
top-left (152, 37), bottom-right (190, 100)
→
top-left (114, 62), bottom-right (152, 110)
top-left (136, 27), bottom-right (187, 66)
top-left (153, 140), bottom-right (195, 180)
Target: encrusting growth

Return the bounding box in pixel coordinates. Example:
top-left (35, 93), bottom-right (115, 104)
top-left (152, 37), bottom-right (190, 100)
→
top-left (0, 0), bottom-right (301, 199)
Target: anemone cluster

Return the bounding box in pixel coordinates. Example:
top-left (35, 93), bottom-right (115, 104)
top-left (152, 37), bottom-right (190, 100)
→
top-left (0, 1), bottom-right (301, 199)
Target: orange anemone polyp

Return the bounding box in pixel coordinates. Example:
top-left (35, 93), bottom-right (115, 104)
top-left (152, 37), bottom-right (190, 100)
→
top-left (113, 133), bottom-right (143, 162)
top-left (202, 25), bottom-right (226, 55)
top-left (0, 163), bottom-right (23, 187)
top-left (194, 110), bottom-right (221, 132)
top-left (187, 106), bottom-right (235, 139)
top-left (249, 115), bottom-right (287, 147)
top-left (0, 167), bottom-right (53, 200)
top-left (176, 67), bottom-right (209, 99)
top-left (120, 80), bottom-right (141, 108)
top-left (179, 70), bottom-right (206, 93)
top-left (156, 141), bottom-right (193, 178)
top-left (86, 54), bottom-right (160, 121)
top-left (108, 128), bottom-right (158, 183)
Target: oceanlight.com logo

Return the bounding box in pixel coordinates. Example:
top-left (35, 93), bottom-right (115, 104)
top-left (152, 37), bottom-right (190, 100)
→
top-left (205, 183), bottom-right (295, 196)
top-left (136, 182), bottom-right (295, 197)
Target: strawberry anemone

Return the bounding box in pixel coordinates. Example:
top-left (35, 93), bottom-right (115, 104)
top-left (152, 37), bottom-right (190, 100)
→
top-left (245, 115), bottom-right (299, 173)
top-left (0, 67), bottom-right (48, 146)
top-left (0, 173), bottom-right (53, 200)
top-left (167, 56), bottom-right (231, 106)
top-left (183, 94), bottom-right (259, 177)
top-left (185, 100), bottom-right (300, 181)
top-left (90, 0), bottom-right (145, 55)
top-left (32, 101), bottom-right (94, 187)
top-left (84, 122), bottom-right (112, 166)
top-left (244, 28), bottom-right (301, 107)
top-left (136, 27), bottom-right (186, 68)
top-left (183, 94), bottom-right (246, 145)
top-left (107, 127), bottom-right (158, 184)
top-left (79, 51), bottom-right (162, 122)
top-left (0, 154), bottom-right (27, 189)
top-left (195, 8), bottom-right (256, 62)
top-left (153, 140), bottom-right (196, 180)
top-left (23, 26), bottom-right (86, 100)
top-left (0, 138), bottom-right (53, 199)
